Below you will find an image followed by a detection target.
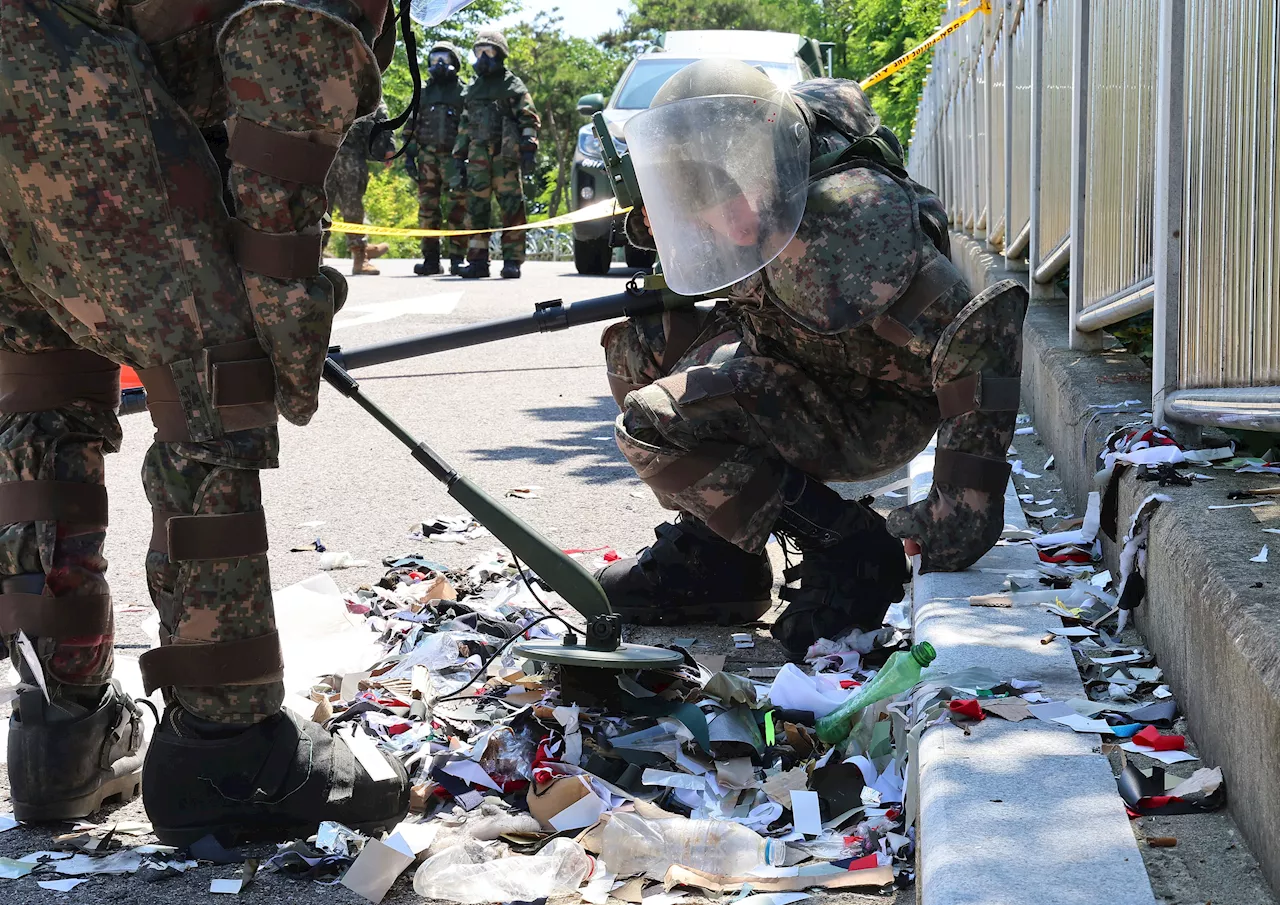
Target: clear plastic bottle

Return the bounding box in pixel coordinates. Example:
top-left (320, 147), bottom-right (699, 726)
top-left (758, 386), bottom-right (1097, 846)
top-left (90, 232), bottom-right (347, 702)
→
top-left (602, 812), bottom-right (786, 879)
top-left (815, 642), bottom-right (937, 744)
top-left (412, 837), bottom-right (595, 903)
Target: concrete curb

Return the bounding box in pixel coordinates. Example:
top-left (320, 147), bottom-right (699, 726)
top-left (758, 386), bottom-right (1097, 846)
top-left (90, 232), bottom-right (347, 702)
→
top-left (910, 441), bottom-right (1157, 905)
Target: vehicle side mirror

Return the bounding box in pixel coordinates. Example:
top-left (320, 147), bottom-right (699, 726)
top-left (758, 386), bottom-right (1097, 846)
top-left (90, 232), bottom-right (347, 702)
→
top-left (577, 93), bottom-right (606, 117)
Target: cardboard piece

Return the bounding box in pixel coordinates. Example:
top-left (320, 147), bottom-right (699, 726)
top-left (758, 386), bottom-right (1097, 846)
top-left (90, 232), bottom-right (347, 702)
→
top-left (979, 698), bottom-right (1033, 722)
top-left (340, 839), bottom-right (414, 903)
top-left (527, 774), bottom-right (593, 831)
top-left (613, 876), bottom-right (648, 902)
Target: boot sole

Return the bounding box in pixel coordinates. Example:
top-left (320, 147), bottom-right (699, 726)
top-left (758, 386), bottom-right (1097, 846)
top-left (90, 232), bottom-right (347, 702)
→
top-left (152, 815), bottom-right (402, 849)
top-left (12, 768), bottom-right (142, 822)
top-left (613, 598), bottom-right (772, 627)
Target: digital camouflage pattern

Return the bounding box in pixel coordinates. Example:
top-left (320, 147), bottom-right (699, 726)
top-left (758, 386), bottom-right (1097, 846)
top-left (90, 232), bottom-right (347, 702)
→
top-left (608, 78), bottom-right (1027, 571)
top-left (325, 102), bottom-right (395, 251)
top-left (405, 70), bottom-right (467, 260)
top-left (453, 68), bottom-right (540, 261)
top-left (0, 0), bottom-right (381, 724)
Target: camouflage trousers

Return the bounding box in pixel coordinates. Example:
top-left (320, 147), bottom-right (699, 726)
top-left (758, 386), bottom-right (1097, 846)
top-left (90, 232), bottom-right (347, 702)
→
top-left (0, 0), bottom-right (377, 725)
top-left (325, 151), bottom-right (372, 251)
top-left (416, 147), bottom-right (466, 260)
top-left (463, 144), bottom-right (527, 263)
top-left (603, 307), bottom-right (938, 554)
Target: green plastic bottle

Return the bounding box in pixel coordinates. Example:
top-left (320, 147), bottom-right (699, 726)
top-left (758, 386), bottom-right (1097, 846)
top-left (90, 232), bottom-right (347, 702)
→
top-left (815, 642), bottom-right (937, 744)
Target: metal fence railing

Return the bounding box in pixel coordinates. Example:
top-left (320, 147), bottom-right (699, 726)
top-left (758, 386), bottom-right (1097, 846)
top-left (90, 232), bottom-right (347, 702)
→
top-left (908, 0), bottom-right (1280, 434)
top-left (1007, 1), bottom-right (1033, 257)
top-left (1075, 0), bottom-right (1159, 331)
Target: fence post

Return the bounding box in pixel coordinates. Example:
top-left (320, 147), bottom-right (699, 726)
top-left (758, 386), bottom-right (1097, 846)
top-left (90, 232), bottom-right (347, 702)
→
top-left (1002, 0), bottom-right (1016, 266)
top-left (978, 11), bottom-right (993, 239)
top-left (1152, 0), bottom-right (1190, 437)
top-left (1028, 0), bottom-right (1047, 294)
top-left (1067, 0), bottom-right (1104, 350)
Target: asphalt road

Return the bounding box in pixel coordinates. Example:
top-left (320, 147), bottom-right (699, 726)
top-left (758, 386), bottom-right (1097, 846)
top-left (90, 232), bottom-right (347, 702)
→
top-left (0, 258), bottom-right (901, 904)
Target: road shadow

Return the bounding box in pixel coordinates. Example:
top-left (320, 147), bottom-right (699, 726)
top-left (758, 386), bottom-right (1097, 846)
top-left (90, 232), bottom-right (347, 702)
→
top-left (471, 395), bottom-right (635, 484)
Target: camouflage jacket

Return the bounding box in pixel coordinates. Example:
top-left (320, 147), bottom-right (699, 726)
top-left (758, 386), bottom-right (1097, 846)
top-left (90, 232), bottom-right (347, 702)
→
top-left (725, 79), bottom-right (970, 396)
top-left (336, 101), bottom-right (395, 166)
top-left (452, 69), bottom-right (540, 160)
top-left (404, 77), bottom-right (467, 152)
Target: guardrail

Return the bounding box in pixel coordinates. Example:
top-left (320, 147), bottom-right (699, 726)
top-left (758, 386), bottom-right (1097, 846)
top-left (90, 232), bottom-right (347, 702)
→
top-left (909, 0), bottom-right (1280, 434)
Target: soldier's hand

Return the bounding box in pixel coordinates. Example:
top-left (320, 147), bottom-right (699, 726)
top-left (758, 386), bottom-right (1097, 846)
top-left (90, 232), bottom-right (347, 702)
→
top-left (641, 206), bottom-right (649, 229)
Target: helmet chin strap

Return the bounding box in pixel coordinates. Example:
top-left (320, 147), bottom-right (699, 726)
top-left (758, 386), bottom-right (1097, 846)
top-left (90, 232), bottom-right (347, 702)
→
top-left (370, 2), bottom-right (421, 161)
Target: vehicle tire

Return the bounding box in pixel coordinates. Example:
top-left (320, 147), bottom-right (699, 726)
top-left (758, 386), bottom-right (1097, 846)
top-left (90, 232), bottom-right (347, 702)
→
top-left (574, 236), bottom-right (611, 275)
top-left (624, 246), bottom-right (656, 270)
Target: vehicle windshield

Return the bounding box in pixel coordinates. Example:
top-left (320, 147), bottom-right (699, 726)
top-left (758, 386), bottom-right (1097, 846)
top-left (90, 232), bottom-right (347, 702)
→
top-left (612, 58), bottom-right (797, 110)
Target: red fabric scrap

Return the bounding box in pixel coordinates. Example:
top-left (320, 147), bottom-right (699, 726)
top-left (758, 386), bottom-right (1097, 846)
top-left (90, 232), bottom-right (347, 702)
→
top-left (846, 854), bottom-right (879, 872)
top-left (948, 698), bottom-right (985, 720)
top-left (1136, 795), bottom-right (1181, 810)
top-left (1134, 725), bottom-right (1185, 751)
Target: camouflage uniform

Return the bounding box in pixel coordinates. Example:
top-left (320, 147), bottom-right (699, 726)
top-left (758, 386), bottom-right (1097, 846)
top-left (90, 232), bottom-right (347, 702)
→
top-left (0, 0), bottom-right (389, 726)
top-left (325, 101), bottom-right (395, 252)
top-left (453, 65), bottom-right (540, 263)
top-left (606, 79), bottom-right (1028, 573)
top-left (404, 52), bottom-right (468, 262)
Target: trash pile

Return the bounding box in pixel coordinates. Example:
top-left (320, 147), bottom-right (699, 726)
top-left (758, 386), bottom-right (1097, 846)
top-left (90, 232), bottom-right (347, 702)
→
top-left (283, 543), bottom-right (927, 901)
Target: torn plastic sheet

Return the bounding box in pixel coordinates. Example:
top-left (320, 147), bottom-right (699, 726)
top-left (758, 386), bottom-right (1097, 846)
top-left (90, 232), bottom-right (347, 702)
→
top-left (1031, 492), bottom-right (1101, 548)
top-left (662, 862), bottom-right (894, 894)
top-left (1115, 493), bottom-right (1170, 631)
top-left (274, 573), bottom-right (387, 695)
top-left (767, 665), bottom-right (850, 719)
top-left (1118, 763), bottom-right (1225, 815)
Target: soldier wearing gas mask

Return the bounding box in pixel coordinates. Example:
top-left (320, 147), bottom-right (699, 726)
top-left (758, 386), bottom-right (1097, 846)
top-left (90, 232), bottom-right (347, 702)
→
top-left (597, 59), bottom-right (1028, 658)
top-left (404, 40), bottom-right (470, 276)
top-left (452, 28), bottom-right (541, 279)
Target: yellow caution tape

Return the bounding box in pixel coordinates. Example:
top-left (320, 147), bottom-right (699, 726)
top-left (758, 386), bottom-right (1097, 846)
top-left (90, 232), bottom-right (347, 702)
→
top-left (860, 0), bottom-right (991, 92)
top-left (328, 197), bottom-right (630, 238)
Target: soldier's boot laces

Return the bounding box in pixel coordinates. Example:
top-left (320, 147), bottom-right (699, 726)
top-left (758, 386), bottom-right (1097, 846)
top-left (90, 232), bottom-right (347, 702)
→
top-left (770, 468), bottom-right (909, 659)
top-left (366, 242), bottom-right (389, 260)
top-left (8, 679), bottom-right (146, 822)
top-left (144, 705), bottom-right (409, 847)
top-left (449, 255), bottom-right (466, 276)
top-left (457, 253), bottom-right (490, 279)
top-left (596, 514), bottom-right (773, 626)
top-left (500, 260), bottom-right (521, 279)
top-left (414, 256), bottom-right (442, 276)
top-left (351, 246), bottom-right (380, 276)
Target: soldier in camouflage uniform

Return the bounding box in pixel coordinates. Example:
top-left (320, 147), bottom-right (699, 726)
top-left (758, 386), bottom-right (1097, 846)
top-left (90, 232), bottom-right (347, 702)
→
top-left (0, 0), bottom-right (409, 841)
top-left (324, 101), bottom-right (394, 276)
top-left (597, 61), bottom-right (1028, 658)
top-left (452, 28), bottom-right (540, 280)
top-left (405, 40), bottom-right (468, 276)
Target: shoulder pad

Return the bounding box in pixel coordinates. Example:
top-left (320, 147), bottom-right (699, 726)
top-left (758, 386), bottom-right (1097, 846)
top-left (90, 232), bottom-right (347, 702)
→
top-left (791, 79), bottom-right (880, 142)
top-left (763, 166), bottom-right (920, 334)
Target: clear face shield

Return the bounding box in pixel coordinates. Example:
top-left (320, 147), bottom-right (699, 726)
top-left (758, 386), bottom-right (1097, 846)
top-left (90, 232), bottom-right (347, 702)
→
top-left (409, 0), bottom-right (479, 26)
top-left (623, 94), bottom-right (811, 296)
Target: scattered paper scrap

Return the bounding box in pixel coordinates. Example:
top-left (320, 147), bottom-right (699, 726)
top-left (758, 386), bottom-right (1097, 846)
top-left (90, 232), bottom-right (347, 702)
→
top-left (0, 858), bottom-right (35, 879)
top-left (732, 633), bottom-right (755, 649)
top-left (789, 790), bottom-right (822, 836)
top-left (37, 879), bottom-right (86, 892)
top-left (1207, 502), bottom-right (1267, 511)
top-left (0, 814), bottom-right (17, 834)
top-left (1251, 545), bottom-right (1269, 563)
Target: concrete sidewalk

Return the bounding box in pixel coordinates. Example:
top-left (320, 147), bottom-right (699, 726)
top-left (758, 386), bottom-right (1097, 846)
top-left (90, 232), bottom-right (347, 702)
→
top-left (909, 441), bottom-right (1158, 905)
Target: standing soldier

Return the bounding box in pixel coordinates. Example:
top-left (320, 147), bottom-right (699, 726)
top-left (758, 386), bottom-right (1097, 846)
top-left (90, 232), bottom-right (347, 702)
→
top-left (405, 41), bottom-right (469, 277)
top-left (325, 101), bottom-right (395, 276)
top-left (0, 0), bottom-right (412, 841)
top-left (452, 29), bottom-right (540, 279)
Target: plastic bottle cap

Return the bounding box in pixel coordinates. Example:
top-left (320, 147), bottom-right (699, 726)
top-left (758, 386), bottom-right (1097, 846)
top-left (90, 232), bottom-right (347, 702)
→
top-left (911, 641), bottom-right (937, 666)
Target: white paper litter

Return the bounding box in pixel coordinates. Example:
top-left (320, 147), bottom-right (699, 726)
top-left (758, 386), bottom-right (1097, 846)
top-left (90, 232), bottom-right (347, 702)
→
top-left (1014, 427), bottom-right (1036, 436)
top-left (1031, 492), bottom-right (1101, 547)
top-left (318, 550), bottom-right (369, 570)
top-left (1026, 507), bottom-right (1058, 518)
top-left (1251, 545), bottom-right (1269, 564)
top-left (54, 850), bottom-right (145, 875)
top-left (38, 879), bottom-right (86, 892)
top-left (1153, 684), bottom-right (1174, 699)
top-left (1119, 743), bottom-right (1198, 765)
top-left (767, 665), bottom-right (850, 719)
top-left (732, 633), bottom-right (755, 649)
top-left (274, 573), bottom-right (385, 695)
top-left (1207, 502), bottom-right (1268, 511)
top-left (789, 790), bottom-right (823, 836)
top-left (0, 813), bottom-right (17, 834)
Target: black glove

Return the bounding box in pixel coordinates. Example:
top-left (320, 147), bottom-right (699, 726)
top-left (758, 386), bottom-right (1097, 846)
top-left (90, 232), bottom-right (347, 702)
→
top-left (455, 158), bottom-right (468, 186)
top-left (520, 149), bottom-right (536, 172)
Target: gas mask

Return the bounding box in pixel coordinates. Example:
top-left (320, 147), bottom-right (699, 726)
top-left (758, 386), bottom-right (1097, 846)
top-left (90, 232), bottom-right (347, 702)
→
top-left (428, 51), bottom-right (457, 82)
top-left (473, 45), bottom-right (503, 77)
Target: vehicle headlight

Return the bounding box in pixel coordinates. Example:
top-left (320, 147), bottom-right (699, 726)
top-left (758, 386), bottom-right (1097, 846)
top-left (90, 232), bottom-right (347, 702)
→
top-left (578, 126), bottom-right (603, 159)
top-left (580, 185), bottom-right (595, 200)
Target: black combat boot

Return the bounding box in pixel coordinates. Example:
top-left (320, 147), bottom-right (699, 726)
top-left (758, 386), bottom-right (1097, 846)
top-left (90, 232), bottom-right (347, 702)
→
top-left (414, 256), bottom-right (442, 276)
top-left (500, 260), bottom-right (522, 279)
top-left (596, 515), bottom-right (773, 626)
top-left (457, 252), bottom-right (490, 279)
top-left (770, 468), bottom-right (909, 659)
top-left (143, 705), bottom-right (409, 847)
top-left (449, 255), bottom-right (465, 276)
top-left (8, 680), bottom-right (145, 821)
